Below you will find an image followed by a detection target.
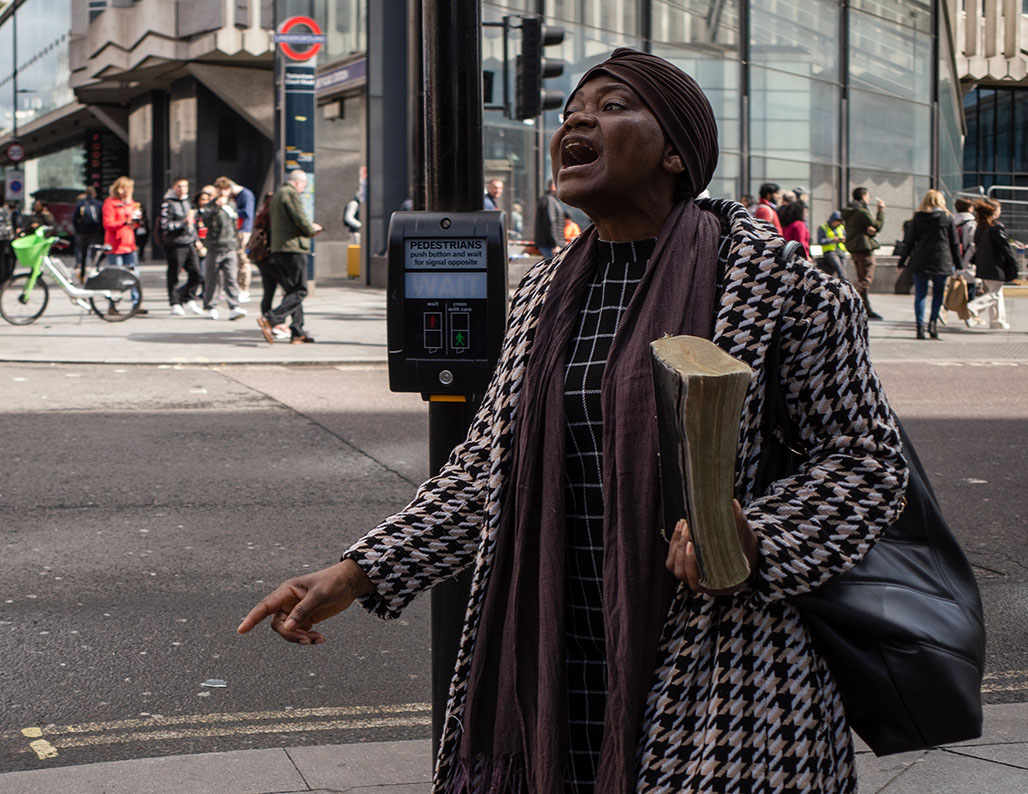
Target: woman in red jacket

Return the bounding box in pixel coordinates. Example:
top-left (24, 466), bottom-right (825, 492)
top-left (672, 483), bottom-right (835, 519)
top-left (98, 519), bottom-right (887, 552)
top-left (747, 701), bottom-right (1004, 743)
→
top-left (103, 176), bottom-right (141, 268)
top-left (103, 176), bottom-right (146, 312)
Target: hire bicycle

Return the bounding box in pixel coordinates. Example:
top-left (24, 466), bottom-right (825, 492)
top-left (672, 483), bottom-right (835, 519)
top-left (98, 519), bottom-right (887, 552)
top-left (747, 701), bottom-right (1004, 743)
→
top-left (0, 227), bottom-right (143, 325)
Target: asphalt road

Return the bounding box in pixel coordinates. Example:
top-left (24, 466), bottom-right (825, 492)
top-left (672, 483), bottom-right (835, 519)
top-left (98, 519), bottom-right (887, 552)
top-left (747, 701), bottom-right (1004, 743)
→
top-left (1, 357), bottom-right (1025, 773)
top-left (0, 364), bottom-right (432, 773)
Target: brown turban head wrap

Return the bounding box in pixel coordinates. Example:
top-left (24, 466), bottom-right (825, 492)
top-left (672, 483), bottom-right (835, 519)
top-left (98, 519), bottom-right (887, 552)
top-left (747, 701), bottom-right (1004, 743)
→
top-left (567, 48), bottom-right (719, 199)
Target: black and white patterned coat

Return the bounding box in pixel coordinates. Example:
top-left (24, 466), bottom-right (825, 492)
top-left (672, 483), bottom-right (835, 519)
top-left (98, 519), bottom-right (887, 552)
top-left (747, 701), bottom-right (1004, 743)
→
top-left (345, 199), bottom-right (908, 793)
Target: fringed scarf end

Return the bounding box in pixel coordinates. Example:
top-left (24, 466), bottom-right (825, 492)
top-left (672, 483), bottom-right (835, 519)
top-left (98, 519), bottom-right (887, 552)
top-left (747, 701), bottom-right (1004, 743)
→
top-left (444, 754), bottom-right (527, 794)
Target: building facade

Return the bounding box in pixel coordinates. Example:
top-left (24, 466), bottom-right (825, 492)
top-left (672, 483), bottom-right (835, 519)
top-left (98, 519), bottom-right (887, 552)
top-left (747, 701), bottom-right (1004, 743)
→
top-left (484, 0), bottom-right (963, 249)
top-left (0, 0), bottom-right (963, 276)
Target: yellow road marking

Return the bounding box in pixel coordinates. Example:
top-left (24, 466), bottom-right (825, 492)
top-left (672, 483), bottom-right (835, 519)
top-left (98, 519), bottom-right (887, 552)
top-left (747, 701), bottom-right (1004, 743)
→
top-left (21, 702), bottom-right (431, 737)
top-left (22, 729), bottom-right (58, 759)
top-left (49, 715), bottom-right (431, 750)
top-left (28, 739), bottom-right (59, 759)
top-left (9, 704), bottom-right (432, 760)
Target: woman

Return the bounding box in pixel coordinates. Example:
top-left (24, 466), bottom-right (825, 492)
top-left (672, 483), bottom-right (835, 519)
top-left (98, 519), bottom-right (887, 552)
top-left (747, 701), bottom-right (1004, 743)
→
top-left (896, 189), bottom-right (961, 339)
top-left (968, 198), bottom-right (1019, 330)
top-left (239, 50), bottom-right (907, 793)
top-left (103, 176), bottom-right (140, 268)
top-left (781, 198), bottom-right (811, 259)
top-left (103, 176), bottom-right (146, 313)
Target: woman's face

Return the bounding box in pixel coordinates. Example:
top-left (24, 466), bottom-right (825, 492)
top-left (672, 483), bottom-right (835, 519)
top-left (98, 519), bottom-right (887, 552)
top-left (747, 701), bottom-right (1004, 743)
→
top-left (550, 76), bottom-right (679, 223)
top-left (116, 184), bottom-right (131, 200)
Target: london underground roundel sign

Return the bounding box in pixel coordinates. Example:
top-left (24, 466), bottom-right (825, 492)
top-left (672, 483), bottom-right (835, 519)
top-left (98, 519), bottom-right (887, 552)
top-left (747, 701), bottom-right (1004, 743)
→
top-left (275, 16), bottom-right (326, 62)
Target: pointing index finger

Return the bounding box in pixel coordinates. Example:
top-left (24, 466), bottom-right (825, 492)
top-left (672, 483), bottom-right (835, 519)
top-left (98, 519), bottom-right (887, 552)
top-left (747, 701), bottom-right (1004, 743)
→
top-left (237, 599), bottom-right (276, 634)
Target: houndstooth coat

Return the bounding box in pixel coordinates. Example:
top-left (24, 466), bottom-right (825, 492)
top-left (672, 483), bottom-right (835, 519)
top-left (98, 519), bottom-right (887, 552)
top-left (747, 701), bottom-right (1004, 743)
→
top-left (344, 199), bottom-right (908, 793)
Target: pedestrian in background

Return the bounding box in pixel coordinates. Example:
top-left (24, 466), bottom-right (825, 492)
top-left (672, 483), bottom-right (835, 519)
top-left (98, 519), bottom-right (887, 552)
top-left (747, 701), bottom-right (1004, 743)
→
top-left (103, 177), bottom-right (140, 269)
top-left (752, 182), bottom-right (783, 234)
top-left (256, 169), bottom-right (321, 344)
top-left (73, 187), bottom-right (104, 281)
top-left (968, 198), bottom-right (1018, 330)
top-left (841, 186), bottom-right (885, 320)
top-left (343, 189), bottom-right (361, 244)
top-left (510, 201), bottom-right (524, 239)
top-left (896, 189), bottom-right (960, 340)
top-left (239, 48), bottom-right (906, 794)
top-left (780, 197), bottom-right (810, 259)
top-left (134, 204), bottom-right (150, 260)
top-left (483, 178), bottom-right (504, 211)
top-left (102, 176), bottom-right (147, 315)
top-left (953, 197), bottom-right (979, 303)
top-left (159, 178), bottom-right (203, 316)
top-left (248, 192), bottom-right (289, 338)
top-left (25, 198), bottom-right (55, 233)
top-left (534, 179), bottom-right (565, 259)
top-left (201, 181), bottom-right (247, 321)
top-left (0, 201), bottom-right (13, 283)
top-left (219, 177), bottom-right (256, 304)
top-left (816, 210), bottom-right (847, 281)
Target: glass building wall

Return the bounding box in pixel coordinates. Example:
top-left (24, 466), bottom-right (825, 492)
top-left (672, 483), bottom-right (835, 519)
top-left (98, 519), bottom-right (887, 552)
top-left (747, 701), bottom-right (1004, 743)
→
top-left (963, 86), bottom-right (1028, 192)
top-left (0, 0), bottom-right (74, 138)
top-left (479, 0), bottom-right (957, 246)
top-left (847, 0), bottom-right (933, 242)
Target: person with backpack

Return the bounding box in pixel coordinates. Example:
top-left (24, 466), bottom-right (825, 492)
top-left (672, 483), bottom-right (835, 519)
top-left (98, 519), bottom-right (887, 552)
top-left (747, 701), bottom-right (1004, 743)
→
top-left (953, 198), bottom-right (978, 302)
top-left (248, 192), bottom-right (287, 336)
top-left (159, 178), bottom-right (203, 315)
top-left (73, 187), bottom-right (105, 281)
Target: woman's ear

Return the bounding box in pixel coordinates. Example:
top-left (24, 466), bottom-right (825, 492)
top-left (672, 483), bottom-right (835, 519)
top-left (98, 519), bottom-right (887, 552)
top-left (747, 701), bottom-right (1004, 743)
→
top-left (663, 146), bottom-right (685, 176)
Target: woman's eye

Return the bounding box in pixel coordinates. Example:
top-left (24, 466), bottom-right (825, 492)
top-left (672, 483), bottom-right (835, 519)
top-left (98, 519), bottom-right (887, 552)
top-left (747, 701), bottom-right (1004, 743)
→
top-left (602, 101), bottom-right (624, 111)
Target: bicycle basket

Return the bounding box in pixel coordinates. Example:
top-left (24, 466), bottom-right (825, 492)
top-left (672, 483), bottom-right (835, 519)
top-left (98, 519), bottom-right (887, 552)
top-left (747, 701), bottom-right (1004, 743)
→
top-left (12, 228), bottom-right (56, 269)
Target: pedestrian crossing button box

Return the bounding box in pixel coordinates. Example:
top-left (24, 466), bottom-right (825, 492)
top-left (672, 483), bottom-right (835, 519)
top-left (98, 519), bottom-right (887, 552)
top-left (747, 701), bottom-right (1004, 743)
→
top-left (387, 211), bottom-right (507, 398)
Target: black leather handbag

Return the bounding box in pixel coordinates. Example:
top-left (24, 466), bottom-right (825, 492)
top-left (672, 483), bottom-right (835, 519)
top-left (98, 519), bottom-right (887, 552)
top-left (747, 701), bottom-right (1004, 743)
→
top-left (756, 321), bottom-right (986, 757)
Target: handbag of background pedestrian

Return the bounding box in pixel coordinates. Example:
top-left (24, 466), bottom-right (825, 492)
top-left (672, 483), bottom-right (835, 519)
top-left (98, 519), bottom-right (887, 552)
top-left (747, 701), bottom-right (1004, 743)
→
top-left (943, 273), bottom-right (971, 321)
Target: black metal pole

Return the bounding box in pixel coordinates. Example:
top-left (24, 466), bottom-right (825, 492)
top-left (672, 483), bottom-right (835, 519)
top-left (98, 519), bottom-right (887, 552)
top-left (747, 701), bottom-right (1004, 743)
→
top-left (409, 0), bottom-right (426, 211)
top-left (422, 0), bottom-right (483, 757)
top-left (423, 0), bottom-right (483, 211)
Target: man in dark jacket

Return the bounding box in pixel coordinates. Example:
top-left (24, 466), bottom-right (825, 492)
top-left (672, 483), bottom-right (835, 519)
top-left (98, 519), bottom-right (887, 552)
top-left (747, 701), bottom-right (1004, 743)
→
top-left (841, 186), bottom-right (886, 320)
top-left (534, 180), bottom-right (565, 259)
top-left (73, 187), bottom-right (105, 281)
top-left (256, 169), bottom-right (322, 344)
top-left (160, 178), bottom-right (203, 314)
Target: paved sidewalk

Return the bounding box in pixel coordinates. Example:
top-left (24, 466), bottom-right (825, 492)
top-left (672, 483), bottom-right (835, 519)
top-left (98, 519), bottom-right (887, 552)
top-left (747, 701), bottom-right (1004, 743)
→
top-left (0, 262), bottom-right (1025, 367)
top-left (1, 264), bottom-right (1025, 792)
top-left (1, 704), bottom-right (1026, 793)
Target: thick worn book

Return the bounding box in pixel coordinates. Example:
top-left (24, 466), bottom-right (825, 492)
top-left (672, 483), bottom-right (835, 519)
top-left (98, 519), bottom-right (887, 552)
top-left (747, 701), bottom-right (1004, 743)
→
top-left (651, 335), bottom-right (753, 590)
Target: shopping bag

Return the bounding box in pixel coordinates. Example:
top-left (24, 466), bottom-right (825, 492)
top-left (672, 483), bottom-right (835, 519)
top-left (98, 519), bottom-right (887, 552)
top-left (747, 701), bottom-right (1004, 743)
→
top-left (943, 274), bottom-right (971, 321)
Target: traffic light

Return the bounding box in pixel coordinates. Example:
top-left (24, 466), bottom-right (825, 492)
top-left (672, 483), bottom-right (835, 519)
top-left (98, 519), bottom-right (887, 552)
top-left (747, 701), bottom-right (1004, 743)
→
top-left (514, 18), bottom-right (565, 120)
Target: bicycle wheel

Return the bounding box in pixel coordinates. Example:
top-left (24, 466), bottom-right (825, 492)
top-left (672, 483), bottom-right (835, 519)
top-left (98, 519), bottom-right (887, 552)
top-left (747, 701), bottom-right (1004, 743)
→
top-left (0, 273), bottom-right (49, 325)
top-left (91, 272), bottom-right (143, 322)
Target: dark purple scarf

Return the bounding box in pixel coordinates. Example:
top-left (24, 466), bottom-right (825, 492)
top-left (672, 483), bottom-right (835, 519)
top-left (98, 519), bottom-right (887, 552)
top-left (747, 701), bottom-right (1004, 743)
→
top-left (449, 199), bottom-right (721, 793)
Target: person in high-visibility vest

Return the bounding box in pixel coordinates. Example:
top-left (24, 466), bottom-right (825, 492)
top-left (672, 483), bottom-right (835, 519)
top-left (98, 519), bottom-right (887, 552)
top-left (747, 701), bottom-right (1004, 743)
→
top-left (816, 210), bottom-right (848, 281)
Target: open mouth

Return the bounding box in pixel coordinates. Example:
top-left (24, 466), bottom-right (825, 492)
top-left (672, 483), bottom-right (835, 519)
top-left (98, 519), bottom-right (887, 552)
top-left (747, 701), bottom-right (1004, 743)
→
top-left (561, 140), bottom-right (599, 169)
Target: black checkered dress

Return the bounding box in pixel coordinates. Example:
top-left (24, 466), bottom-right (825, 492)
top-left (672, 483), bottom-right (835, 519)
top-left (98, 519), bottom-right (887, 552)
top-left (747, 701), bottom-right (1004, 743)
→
top-left (562, 238), bottom-right (655, 791)
top-left (562, 233), bottom-right (734, 791)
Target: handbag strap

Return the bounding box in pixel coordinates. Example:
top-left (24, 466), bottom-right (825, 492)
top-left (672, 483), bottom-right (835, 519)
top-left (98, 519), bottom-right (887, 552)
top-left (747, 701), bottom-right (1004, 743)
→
top-left (755, 242), bottom-right (808, 490)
